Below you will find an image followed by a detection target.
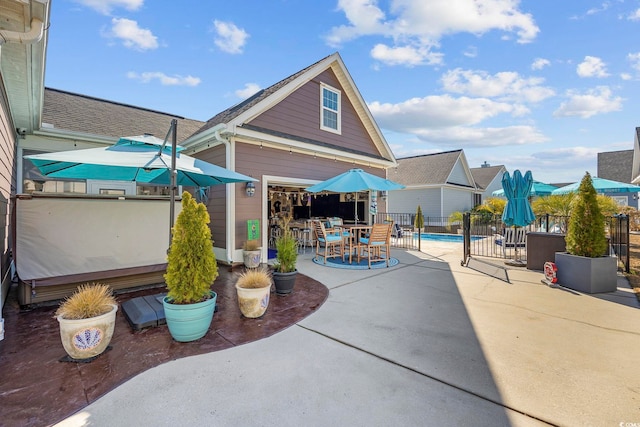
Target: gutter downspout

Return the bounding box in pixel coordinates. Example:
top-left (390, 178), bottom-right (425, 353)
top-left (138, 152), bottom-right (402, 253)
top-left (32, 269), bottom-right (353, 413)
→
top-left (0, 19), bottom-right (44, 45)
top-left (208, 126), bottom-right (235, 264)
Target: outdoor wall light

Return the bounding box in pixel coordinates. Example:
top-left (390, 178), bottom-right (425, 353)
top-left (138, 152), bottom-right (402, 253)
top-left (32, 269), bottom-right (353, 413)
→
top-left (245, 181), bottom-right (256, 197)
top-left (381, 190), bottom-right (388, 201)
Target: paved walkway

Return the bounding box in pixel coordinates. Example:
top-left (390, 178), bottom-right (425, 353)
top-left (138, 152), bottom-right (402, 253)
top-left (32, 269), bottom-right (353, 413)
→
top-left (56, 244), bottom-right (640, 426)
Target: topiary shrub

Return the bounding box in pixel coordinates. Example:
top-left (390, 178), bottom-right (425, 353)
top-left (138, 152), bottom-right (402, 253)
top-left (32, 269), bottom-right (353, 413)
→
top-left (565, 172), bottom-right (608, 258)
top-left (164, 191), bottom-right (219, 304)
top-left (414, 205), bottom-right (424, 231)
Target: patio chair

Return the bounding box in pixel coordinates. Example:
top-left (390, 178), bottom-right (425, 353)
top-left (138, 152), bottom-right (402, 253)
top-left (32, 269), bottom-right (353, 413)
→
top-left (494, 227), bottom-right (527, 257)
top-left (356, 222), bottom-right (392, 268)
top-left (313, 220), bottom-right (345, 264)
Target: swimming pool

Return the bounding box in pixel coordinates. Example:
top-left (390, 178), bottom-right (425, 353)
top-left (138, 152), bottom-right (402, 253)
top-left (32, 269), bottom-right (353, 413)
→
top-left (416, 233), bottom-right (481, 242)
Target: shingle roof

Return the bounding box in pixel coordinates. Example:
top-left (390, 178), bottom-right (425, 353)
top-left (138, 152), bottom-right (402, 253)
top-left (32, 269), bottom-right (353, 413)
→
top-left (42, 88), bottom-right (205, 143)
top-left (597, 150), bottom-right (633, 183)
top-left (393, 150), bottom-right (463, 186)
top-left (470, 165), bottom-right (504, 190)
top-left (193, 54), bottom-right (333, 136)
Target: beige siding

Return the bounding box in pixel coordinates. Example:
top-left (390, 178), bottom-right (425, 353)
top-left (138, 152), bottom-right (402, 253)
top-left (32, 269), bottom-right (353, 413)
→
top-left (0, 80), bottom-right (16, 305)
top-left (249, 69), bottom-right (379, 156)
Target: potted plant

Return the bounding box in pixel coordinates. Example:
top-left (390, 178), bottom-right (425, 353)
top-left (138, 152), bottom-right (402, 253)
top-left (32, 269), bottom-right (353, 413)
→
top-left (415, 205), bottom-right (424, 250)
top-left (235, 266), bottom-right (272, 318)
top-left (163, 191), bottom-right (219, 342)
top-left (272, 216), bottom-right (298, 295)
top-left (242, 239), bottom-right (262, 269)
top-left (554, 172), bottom-right (617, 293)
top-left (55, 283), bottom-right (118, 360)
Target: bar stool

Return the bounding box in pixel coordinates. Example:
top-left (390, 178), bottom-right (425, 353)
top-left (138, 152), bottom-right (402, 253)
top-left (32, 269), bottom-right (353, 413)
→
top-left (298, 224), bottom-right (312, 254)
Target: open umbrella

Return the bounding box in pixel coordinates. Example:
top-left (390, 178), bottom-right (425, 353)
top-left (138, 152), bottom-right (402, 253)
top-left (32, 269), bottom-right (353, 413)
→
top-left (25, 120), bottom-right (257, 244)
top-left (305, 168), bottom-right (404, 224)
top-left (492, 181), bottom-right (557, 197)
top-left (501, 170), bottom-right (536, 266)
top-left (551, 177), bottom-right (640, 195)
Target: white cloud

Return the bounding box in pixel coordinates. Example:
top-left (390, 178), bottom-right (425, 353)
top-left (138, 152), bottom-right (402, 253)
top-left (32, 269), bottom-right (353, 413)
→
top-left (463, 46), bottom-right (478, 58)
top-left (627, 8), bottom-right (640, 20)
top-left (553, 86), bottom-right (623, 118)
top-left (326, 0), bottom-right (539, 65)
top-left (109, 18), bottom-right (158, 50)
top-left (127, 71), bottom-right (201, 86)
top-left (370, 44), bottom-right (442, 66)
top-left (620, 72), bottom-right (633, 80)
top-left (531, 58), bottom-right (550, 70)
top-left (74, 0), bottom-right (143, 15)
top-left (440, 69), bottom-right (555, 103)
top-left (576, 56), bottom-right (610, 78)
top-left (628, 52), bottom-right (640, 73)
top-left (213, 20), bottom-right (249, 54)
top-left (235, 83), bottom-right (261, 99)
top-left (410, 125), bottom-right (547, 148)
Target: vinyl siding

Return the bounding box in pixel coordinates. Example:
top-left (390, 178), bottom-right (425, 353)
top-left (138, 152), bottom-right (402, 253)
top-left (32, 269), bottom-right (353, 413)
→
top-left (191, 144), bottom-right (227, 248)
top-left (448, 159), bottom-right (471, 185)
top-left (387, 188), bottom-right (442, 217)
top-left (442, 188), bottom-right (474, 217)
top-left (248, 69), bottom-right (379, 157)
top-left (0, 79), bottom-right (16, 307)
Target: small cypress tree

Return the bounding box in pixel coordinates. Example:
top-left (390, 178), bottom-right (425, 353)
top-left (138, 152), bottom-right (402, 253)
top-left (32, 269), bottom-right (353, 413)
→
top-left (164, 191), bottom-right (218, 304)
top-left (414, 205), bottom-right (424, 230)
top-left (565, 172), bottom-right (608, 258)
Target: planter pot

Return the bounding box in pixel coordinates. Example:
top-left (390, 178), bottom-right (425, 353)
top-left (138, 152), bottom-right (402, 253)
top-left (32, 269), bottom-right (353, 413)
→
top-left (273, 270), bottom-right (297, 295)
top-left (163, 291), bottom-right (217, 342)
top-left (235, 283), bottom-right (271, 318)
top-left (57, 304), bottom-right (118, 360)
top-left (554, 252), bottom-right (618, 294)
top-left (243, 249), bottom-right (262, 268)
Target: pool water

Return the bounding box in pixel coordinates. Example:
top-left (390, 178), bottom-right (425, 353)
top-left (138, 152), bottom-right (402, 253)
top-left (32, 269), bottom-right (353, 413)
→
top-left (416, 233), bottom-right (481, 242)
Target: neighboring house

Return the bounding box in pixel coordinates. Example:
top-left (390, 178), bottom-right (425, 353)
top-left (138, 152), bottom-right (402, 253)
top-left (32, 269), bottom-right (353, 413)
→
top-left (0, 1), bottom-right (49, 308)
top-left (470, 162), bottom-right (506, 202)
top-left (598, 146), bottom-right (638, 208)
top-left (3, 24), bottom-right (397, 304)
top-left (388, 150), bottom-right (479, 220)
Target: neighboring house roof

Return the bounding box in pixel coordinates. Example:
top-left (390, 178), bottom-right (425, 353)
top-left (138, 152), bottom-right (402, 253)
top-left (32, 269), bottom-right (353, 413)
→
top-left (469, 165), bottom-right (506, 190)
top-left (42, 88), bottom-right (205, 143)
top-left (185, 52), bottom-right (396, 167)
top-left (393, 150), bottom-right (476, 188)
top-left (597, 150), bottom-right (633, 183)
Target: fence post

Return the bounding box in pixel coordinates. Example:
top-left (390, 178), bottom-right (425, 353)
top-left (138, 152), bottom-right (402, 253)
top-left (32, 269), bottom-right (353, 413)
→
top-left (625, 214), bottom-right (630, 273)
top-left (462, 212), bottom-right (471, 263)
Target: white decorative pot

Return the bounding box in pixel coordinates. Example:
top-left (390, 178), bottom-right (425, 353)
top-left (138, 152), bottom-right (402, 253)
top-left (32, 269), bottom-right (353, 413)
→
top-left (235, 283), bottom-right (271, 318)
top-left (57, 304), bottom-right (118, 360)
top-left (243, 249), bottom-right (262, 268)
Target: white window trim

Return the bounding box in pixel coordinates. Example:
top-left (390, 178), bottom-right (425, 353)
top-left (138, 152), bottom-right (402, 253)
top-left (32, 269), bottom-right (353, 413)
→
top-left (320, 83), bottom-right (341, 134)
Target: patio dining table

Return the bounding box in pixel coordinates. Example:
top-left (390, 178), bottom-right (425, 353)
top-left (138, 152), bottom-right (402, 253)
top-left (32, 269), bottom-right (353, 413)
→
top-left (340, 224), bottom-right (372, 263)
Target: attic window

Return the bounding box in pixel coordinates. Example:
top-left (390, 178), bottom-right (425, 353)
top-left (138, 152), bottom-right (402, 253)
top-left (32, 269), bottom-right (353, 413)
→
top-left (320, 83), bottom-right (341, 134)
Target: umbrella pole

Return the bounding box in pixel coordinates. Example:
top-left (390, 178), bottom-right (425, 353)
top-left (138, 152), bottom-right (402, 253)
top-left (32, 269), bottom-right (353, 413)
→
top-left (354, 192), bottom-right (358, 225)
top-left (169, 119), bottom-right (178, 248)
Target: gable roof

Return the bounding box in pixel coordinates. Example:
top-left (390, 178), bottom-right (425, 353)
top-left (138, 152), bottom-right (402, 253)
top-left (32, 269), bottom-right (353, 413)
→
top-left (185, 53), bottom-right (396, 167)
top-left (393, 150), bottom-right (475, 188)
top-left (598, 150), bottom-right (633, 183)
top-left (41, 88), bottom-right (205, 143)
top-left (470, 165), bottom-right (506, 190)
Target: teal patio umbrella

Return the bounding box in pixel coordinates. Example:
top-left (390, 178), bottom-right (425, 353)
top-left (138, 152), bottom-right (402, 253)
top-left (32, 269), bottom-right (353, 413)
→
top-left (305, 168), bottom-right (404, 224)
top-left (492, 180), bottom-right (557, 197)
top-left (551, 177), bottom-right (640, 195)
top-left (501, 170), bottom-right (536, 266)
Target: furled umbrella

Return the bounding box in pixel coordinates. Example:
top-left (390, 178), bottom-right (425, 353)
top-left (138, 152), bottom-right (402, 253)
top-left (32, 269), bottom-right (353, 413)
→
top-left (501, 170), bottom-right (536, 266)
top-left (305, 168), bottom-right (405, 224)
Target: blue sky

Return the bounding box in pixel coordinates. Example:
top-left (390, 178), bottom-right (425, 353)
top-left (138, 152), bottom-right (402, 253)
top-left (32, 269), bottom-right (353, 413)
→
top-left (44, 0), bottom-right (640, 184)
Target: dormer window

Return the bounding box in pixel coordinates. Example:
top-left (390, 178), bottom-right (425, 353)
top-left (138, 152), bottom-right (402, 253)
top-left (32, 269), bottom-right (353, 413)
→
top-left (320, 83), bottom-right (341, 134)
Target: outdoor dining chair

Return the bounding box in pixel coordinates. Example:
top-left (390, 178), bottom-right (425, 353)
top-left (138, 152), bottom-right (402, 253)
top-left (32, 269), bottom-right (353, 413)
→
top-left (355, 222), bottom-right (392, 268)
top-left (494, 227), bottom-right (527, 257)
top-left (313, 220), bottom-right (345, 264)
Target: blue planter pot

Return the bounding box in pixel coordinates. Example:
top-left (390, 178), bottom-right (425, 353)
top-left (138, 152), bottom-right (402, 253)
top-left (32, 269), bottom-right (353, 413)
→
top-left (162, 291), bottom-right (217, 342)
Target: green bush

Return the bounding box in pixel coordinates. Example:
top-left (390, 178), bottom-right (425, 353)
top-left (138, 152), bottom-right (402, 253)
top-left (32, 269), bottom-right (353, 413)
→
top-left (414, 205), bottom-right (424, 230)
top-left (274, 217), bottom-right (298, 273)
top-left (565, 172), bottom-right (608, 258)
top-left (164, 191), bottom-right (218, 304)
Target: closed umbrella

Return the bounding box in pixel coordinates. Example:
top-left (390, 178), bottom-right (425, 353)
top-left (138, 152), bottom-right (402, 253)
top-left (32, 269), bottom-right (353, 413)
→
top-left (305, 168), bottom-right (404, 224)
top-left (501, 170), bottom-right (536, 266)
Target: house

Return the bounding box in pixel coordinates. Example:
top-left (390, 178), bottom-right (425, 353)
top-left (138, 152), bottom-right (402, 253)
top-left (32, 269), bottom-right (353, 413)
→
top-left (2, 2), bottom-right (398, 307)
top-left (469, 162), bottom-right (506, 202)
top-left (388, 150), bottom-right (479, 220)
top-left (598, 127), bottom-right (639, 208)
